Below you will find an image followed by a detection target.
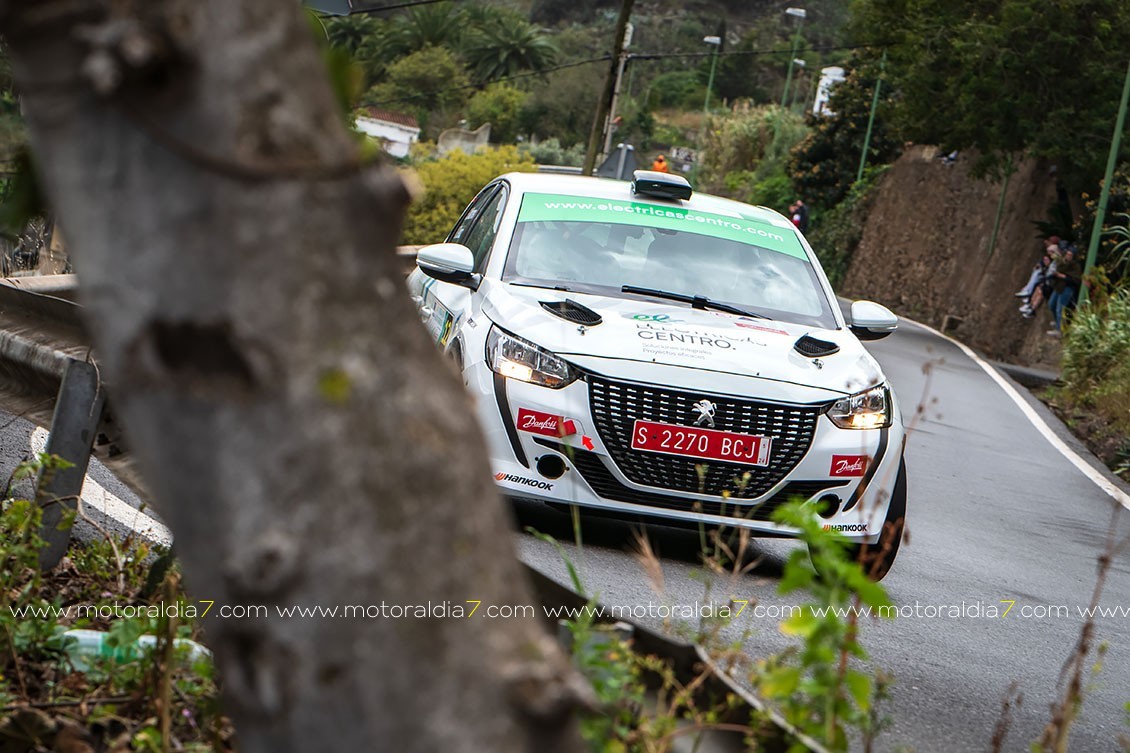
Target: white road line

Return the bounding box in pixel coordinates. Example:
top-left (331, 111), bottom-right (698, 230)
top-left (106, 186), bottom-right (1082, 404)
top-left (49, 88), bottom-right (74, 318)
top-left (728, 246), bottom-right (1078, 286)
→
top-left (30, 428), bottom-right (172, 546)
top-left (905, 320), bottom-right (1130, 510)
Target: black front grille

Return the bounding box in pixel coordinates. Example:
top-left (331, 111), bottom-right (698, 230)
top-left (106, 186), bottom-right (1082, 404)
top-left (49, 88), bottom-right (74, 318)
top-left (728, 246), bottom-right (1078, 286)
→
top-left (535, 439), bottom-right (845, 520)
top-left (587, 374), bottom-right (824, 499)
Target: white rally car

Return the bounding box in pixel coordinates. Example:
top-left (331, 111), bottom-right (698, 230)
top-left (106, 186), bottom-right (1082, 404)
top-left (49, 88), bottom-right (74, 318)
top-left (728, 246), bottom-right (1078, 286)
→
top-left (408, 170), bottom-right (907, 578)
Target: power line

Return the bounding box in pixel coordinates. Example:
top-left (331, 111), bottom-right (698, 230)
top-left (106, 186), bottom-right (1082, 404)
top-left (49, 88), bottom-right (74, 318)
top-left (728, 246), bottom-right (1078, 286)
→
top-left (630, 42), bottom-right (884, 62)
top-left (339, 0), bottom-right (467, 15)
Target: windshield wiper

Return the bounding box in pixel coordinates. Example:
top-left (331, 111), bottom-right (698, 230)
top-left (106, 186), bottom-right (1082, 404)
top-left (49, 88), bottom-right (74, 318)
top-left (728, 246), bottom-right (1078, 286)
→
top-left (509, 281), bottom-right (575, 292)
top-left (621, 285), bottom-right (770, 319)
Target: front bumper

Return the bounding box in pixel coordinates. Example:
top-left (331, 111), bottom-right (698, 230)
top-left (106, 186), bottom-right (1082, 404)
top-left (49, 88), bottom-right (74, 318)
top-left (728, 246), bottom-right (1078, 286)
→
top-left (467, 360), bottom-right (904, 542)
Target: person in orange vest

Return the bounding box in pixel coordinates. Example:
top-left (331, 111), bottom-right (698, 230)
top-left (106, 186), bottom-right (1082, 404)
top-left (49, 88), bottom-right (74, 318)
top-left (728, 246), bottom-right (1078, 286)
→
top-left (651, 154), bottom-right (670, 173)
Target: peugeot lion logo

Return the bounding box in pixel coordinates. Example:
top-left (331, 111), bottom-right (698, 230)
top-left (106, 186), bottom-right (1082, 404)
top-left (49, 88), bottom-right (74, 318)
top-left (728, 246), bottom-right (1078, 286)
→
top-left (691, 399), bottom-right (716, 428)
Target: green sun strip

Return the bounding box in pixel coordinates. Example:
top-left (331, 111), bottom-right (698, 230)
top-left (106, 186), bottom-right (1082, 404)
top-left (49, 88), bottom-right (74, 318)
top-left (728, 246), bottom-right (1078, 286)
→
top-left (516, 192), bottom-right (808, 261)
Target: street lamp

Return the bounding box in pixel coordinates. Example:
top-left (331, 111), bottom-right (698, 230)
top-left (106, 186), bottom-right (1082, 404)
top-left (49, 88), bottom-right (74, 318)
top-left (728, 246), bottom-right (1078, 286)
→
top-left (789, 58), bottom-right (806, 110)
top-left (780, 7), bottom-right (806, 108)
top-left (702, 35), bottom-right (722, 118)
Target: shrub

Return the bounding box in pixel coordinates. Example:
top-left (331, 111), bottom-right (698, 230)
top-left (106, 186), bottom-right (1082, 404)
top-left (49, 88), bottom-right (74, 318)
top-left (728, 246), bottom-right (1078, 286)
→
top-left (1061, 290), bottom-right (1130, 397)
top-left (467, 83), bottom-right (528, 144)
top-left (805, 166), bottom-right (886, 288)
top-left (788, 54), bottom-right (900, 212)
top-left (519, 138), bottom-right (585, 167)
top-left (401, 145), bottom-right (535, 245)
top-left (695, 106), bottom-right (808, 206)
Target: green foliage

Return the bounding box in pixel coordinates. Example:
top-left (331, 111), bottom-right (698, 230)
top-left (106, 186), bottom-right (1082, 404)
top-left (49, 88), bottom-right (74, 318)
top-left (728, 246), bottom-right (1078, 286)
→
top-left (324, 14), bottom-right (381, 57)
top-left (696, 105), bottom-right (809, 212)
top-left (645, 70), bottom-right (706, 112)
top-left (401, 145), bottom-right (535, 245)
top-left (1061, 289), bottom-right (1130, 396)
top-left (518, 61), bottom-right (606, 147)
top-left (0, 147), bottom-right (46, 238)
top-left (364, 45), bottom-right (471, 131)
top-left (758, 499), bottom-right (894, 751)
top-left (848, 0), bottom-right (1130, 188)
top-left (467, 84), bottom-right (529, 144)
top-left (1076, 164), bottom-right (1130, 289)
top-left (804, 167), bottom-right (886, 288)
top-left (789, 54), bottom-right (900, 211)
top-left (388, 1), bottom-right (467, 55)
top-left (520, 137), bottom-right (586, 167)
top-left (465, 13), bottom-right (559, 84)
top-left (0, 454), bottom-right (224, 749)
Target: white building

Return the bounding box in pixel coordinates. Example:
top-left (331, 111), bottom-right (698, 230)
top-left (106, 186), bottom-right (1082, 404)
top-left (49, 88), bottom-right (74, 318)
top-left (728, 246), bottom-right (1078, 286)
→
top-left (812, 66), bottom-right (846, 117)
top-left (354, 107), bottom-right (421, 159)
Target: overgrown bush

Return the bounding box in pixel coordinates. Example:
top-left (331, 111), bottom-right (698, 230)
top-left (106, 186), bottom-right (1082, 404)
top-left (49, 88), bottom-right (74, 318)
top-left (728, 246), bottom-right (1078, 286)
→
top-left (467, 83), bottom-right (528, 144)
top-left (804, 166), bottom-right (886, 288)
top-left (788, 54), bottom-right (900, 212)
top-left (1059, 291), bottom-right (1130, 443)
top-left (695, 106), bottom-right (808, 213)
top-left (401, 145), bottom-right (535, 245)
top-left (520, 138), bottom-right (585, 167)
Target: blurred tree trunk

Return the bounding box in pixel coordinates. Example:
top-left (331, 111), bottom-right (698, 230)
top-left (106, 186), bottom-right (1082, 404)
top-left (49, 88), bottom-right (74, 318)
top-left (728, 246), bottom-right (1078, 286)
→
top-left (0, 2), bottom-right (585, 751)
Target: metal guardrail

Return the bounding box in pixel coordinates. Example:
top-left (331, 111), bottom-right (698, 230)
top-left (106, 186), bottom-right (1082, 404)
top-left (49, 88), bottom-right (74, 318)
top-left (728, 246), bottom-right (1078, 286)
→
top-left (0, 275), bottom-right (134, 567)
top-left (0, 273), bottom-right (823, 751)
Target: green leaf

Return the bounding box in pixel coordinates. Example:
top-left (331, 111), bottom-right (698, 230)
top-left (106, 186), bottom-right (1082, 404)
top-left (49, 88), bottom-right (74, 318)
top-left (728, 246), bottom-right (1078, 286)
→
top-left (845, 669), bottom-right (873, 712)
top-left (759, 665), bottom-right (802, 698)
top-left (779, 610), bottom-right (818, 638)
top-left (0, 148), bottom-right (45, 236)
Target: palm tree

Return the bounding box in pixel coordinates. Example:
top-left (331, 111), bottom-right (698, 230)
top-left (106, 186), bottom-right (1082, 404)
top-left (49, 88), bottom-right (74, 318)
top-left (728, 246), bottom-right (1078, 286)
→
top-left (465, 15), bottom-right (559, 85)
top-left (325, 15), bottom-right (382, 57)
top-left (387, 2), bottom-right (466, 57)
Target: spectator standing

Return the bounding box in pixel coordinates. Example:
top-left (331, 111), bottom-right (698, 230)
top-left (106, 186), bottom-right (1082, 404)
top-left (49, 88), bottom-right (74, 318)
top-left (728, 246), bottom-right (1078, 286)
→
top-left (650, 155), bottom-right (669, 173)
top-left (790, 199), bottom-right (810, 233)
top-left (1046, 248), bottom-right (1081, 335)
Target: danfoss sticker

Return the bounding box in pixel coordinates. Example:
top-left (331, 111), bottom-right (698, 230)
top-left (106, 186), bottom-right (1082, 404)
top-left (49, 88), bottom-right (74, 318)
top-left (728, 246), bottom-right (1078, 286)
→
top-left (830, 455), bottom-right (869, 477)
top-left (516, 408), bottom-right (577, 437)
top-left (494, 471), bottom-right (554, 491)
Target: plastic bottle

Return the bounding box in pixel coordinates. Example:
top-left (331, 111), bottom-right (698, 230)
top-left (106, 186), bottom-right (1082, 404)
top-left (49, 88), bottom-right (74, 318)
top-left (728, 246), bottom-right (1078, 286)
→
top-left (62, 629), bottom-right (212, 671)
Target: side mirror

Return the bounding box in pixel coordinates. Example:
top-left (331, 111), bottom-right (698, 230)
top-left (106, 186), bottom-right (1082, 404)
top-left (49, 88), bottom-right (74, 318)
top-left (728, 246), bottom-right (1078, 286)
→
top-left (849, 300), bottom-right (898, 341)
top-left (417, 243), bottom-right (480, 290)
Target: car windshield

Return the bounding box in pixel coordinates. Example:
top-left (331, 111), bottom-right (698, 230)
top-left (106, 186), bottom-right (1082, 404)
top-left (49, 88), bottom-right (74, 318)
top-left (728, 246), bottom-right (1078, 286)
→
top-left (501, 192), bottom-right (838, 328)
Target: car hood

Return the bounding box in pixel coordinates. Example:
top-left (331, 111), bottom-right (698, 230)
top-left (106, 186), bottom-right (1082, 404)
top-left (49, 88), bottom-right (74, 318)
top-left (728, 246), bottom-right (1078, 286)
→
top-left (480, 281), bottom-right (885, 396)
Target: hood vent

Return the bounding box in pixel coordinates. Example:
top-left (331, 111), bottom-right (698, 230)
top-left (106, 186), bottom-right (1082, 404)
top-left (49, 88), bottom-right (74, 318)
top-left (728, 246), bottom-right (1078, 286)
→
top-left (540, 299), bottom-right (603, 326)
top-left (794, 335), bottom-right (840, 358)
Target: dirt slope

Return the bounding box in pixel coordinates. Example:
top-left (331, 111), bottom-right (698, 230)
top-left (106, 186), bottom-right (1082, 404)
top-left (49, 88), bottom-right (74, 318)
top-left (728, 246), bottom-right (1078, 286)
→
top-left (841, 146), bottom-right (1064, 369)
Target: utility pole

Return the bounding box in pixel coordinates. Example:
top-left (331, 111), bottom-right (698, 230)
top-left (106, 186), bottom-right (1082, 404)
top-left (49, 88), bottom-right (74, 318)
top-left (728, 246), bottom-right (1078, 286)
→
top-left (603, 23), bottom-right (634, 157)
top-left (1081, 59), bottom-right (1130, 306)
top-left (584, 0), bottom-right (636, 176)
top-left (856, 49), bottom-right (887, 185)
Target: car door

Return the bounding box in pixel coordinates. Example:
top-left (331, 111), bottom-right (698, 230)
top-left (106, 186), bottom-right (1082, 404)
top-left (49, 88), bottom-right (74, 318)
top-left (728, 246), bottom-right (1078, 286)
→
top-left (411, 182), bottom-right (509, 364)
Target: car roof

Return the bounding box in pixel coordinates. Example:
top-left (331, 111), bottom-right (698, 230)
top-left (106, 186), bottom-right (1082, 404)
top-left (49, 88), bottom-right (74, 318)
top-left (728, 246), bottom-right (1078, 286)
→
top-left (498, 172), bottom-right (797, 232)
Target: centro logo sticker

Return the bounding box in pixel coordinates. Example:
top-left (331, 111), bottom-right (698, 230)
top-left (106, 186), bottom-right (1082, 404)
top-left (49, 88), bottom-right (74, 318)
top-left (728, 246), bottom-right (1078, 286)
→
top-left (494, 472), bottom-right (554, 491)
top-left (830, 455), bottom-right (869, 477)
top-left (637, 330), bottom-right (734, 349)
top-left (823, 523), bottom-right (868, 532)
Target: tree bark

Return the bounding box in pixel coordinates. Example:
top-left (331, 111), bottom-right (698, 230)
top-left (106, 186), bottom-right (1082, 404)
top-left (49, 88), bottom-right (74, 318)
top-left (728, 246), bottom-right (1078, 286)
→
top-left (0, 2), bottom-right (586, 751)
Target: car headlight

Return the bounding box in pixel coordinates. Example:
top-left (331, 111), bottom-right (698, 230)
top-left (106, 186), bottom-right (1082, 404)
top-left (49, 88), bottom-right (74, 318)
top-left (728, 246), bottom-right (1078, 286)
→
top-left (486, 326), bottom-right (577, 389)
top-left (826, 384), bottom-right (892, 430)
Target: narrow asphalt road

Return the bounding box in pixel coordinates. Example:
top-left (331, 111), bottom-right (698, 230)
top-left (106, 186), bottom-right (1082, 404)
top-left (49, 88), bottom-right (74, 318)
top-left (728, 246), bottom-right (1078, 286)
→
top-left (5, 314), bottom-right (1126, 751)
top-left (516, 319), bottom-right (1130, 752)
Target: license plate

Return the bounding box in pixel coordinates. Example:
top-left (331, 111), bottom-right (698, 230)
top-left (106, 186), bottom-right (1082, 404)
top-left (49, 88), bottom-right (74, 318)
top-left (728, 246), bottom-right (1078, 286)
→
top-left (630, 419), bottom-right (772, 466)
